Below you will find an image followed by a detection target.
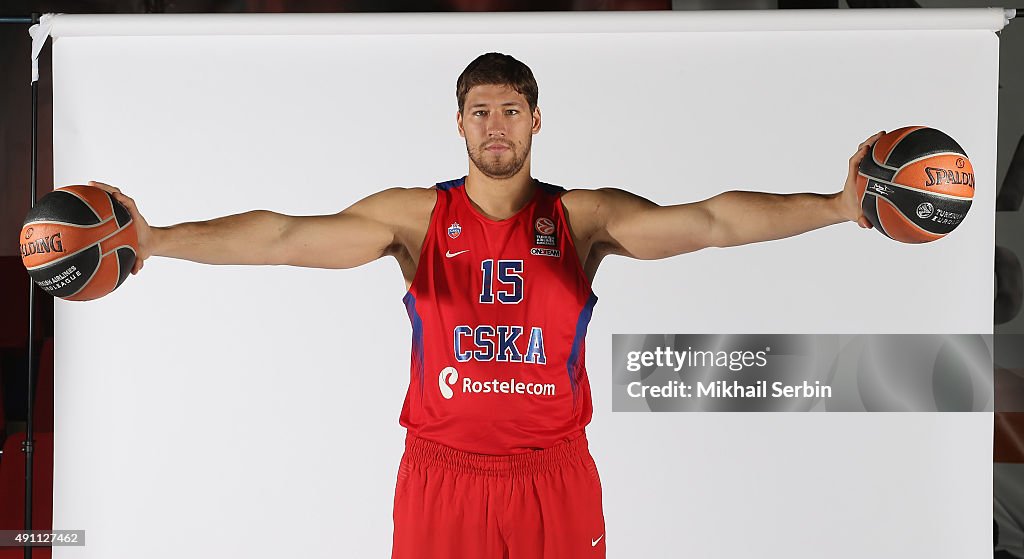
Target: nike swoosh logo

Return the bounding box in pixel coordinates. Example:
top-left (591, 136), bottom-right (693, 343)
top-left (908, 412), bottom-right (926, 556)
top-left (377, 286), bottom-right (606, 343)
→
top-left (445, 250), bottom-right (470, 258)
top-left (592, 534), bottom-right (604, 547)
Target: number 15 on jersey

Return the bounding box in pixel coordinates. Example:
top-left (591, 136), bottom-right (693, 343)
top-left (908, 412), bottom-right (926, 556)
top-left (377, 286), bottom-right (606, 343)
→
top-left (479, 259), bottom-right (523, 304)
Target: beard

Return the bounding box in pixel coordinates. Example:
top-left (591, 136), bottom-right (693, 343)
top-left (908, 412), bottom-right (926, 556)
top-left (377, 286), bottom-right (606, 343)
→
top-left (467, 138), bottom-right (531, 180)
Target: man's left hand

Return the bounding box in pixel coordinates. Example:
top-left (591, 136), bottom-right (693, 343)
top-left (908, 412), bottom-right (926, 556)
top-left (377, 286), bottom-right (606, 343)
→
top-left (840, 131), bottom-right (887, 229)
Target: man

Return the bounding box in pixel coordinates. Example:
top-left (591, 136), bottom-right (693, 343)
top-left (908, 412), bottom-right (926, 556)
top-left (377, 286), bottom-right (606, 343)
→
top-left (91, 52), bottom-right (882, 559)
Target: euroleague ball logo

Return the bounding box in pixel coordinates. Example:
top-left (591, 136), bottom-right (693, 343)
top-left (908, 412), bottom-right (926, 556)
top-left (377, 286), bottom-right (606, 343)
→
top-left (535, 217), bottom-right (555, 235)
top-left (956, 158), bottom-right (965, 169)
top-left (438, 366), bottom-right (458, 399)
top-left (916, 202), bottom-right (935, 219)
top-left (24, 228), bottom-right (33, 239)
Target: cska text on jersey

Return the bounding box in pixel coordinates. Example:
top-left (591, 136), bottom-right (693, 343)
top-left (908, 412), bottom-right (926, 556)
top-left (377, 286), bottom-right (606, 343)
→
top-left (452, 324), bottom-right (547, 364)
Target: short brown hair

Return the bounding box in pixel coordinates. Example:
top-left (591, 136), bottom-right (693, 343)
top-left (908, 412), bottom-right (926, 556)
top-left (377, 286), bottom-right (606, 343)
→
top-left (456, 53), bottom-right (538, 113)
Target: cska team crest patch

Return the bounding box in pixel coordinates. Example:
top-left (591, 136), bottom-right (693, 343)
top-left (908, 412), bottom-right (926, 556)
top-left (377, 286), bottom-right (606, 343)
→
top-left (448, 222), bottom-right (462, 239)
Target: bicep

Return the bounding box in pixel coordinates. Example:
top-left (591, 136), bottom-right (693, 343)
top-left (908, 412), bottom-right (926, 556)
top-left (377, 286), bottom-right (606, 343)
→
top-left (274, 190), bottom-right (403, 269)
top-left (598, 188), bottom-right (716, 260)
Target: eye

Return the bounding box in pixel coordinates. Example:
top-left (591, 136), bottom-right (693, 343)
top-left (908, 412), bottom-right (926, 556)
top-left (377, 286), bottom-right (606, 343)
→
top-left (505, 109), bottom-right (519, 116)
top-left (473, 110), bottom-right (487, 117)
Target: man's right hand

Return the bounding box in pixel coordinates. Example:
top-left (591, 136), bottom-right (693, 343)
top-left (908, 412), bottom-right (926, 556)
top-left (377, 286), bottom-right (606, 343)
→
top-left (88, 180), bottom-right (153, 275)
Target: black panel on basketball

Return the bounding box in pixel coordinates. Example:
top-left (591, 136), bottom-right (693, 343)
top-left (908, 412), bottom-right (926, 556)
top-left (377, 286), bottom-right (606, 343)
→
top-left (861, 193), bottom-right (890, 240)
top-left (115, 247), bottom-right (136, 288)
top-left (885, 128), bottom-right (968, 167)
top-left (111, 192), bottom-right (133, 228)
top-left (24, 191), bottom-right (102, 226)
top-left (860, 152), bottom-right (897, 180)
top-left (28, 245), bottom-right (101, 298)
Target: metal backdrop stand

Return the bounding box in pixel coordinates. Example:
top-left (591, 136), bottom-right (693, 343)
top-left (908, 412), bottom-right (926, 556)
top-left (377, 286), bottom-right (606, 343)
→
top-left (25, 13), bottom-right (40, 559)
top-left (2, 12), bottom-right (42, 559)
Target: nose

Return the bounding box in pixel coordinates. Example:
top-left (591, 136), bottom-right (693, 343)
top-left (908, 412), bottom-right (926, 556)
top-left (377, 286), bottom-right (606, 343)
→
top-left (485, 112), bottom-right (507, 138)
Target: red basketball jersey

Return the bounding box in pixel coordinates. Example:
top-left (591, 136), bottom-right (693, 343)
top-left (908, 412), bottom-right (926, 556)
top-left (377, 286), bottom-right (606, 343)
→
top-left (400, 177), bottom-right (598, 455)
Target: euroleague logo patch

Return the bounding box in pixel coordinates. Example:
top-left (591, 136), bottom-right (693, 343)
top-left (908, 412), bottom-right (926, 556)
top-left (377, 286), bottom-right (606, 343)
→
top-left (535, 217), bottom-right (555, 235)
top-left (916, 202), bottom-right (935, 219)
top-left (447, 222), bottom-right (462, 239)
top-left (534, 217), bottom-right (556, 247)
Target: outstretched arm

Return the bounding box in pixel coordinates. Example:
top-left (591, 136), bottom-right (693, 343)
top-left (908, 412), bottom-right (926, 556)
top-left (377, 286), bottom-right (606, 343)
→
top-left (89, 181), bottom-right (431, 273)
top-left (589, 132), bottom-right (884, 260)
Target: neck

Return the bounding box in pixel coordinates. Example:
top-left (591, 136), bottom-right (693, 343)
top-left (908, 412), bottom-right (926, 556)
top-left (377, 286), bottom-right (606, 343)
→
top-left (464, 163), bottom-right (535, 220)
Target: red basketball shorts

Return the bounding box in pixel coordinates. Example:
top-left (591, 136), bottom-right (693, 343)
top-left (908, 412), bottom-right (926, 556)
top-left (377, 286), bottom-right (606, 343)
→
top-left (392, 432), bottom-right (607, 559)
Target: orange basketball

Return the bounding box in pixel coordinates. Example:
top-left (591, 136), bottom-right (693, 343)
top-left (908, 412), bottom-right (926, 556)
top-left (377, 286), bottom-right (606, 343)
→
top-left (857, 126), bottom-right (974, 243)
top-left (19, 185), bottom-right (138, 301)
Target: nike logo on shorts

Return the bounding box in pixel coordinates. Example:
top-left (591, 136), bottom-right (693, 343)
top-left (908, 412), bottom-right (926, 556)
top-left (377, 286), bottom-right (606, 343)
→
top-left (592, 534), bottom-right (604, 547)
top-left (445, 250), bottom-right (469, 258)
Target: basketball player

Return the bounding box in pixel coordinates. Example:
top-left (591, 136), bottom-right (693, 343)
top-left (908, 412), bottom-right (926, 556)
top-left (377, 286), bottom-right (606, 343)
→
top-left (90, 53), bottom-right (883, 559)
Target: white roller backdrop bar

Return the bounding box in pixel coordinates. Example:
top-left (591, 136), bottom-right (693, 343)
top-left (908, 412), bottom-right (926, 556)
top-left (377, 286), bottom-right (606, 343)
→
top-left (46, 10), bottom-right (1003, 559)
top-left (40, 8), bottom-right (1014, 35)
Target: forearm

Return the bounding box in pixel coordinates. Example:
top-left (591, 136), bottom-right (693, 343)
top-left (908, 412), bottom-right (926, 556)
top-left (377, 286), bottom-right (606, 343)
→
top-left (704, 190), bottom-right (852, 248)
top-left (151, 210), bottom-right (290, 265)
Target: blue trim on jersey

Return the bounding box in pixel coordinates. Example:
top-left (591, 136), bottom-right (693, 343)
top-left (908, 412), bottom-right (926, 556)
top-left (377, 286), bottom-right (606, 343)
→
top-left (403, 292), bottom-right (426, 393)
top-left (436, 177), bottom-right (466, 191)
top-left (566, 293), bottom-right (598, 398)
top-left (536, 180), bottom-right (567, 194)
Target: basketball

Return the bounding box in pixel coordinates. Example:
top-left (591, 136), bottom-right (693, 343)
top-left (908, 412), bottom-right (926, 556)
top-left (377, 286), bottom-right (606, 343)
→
top-left (19, 184), bottom-right (138, 301)
top-left (856, 126), bottom-right (974, 243)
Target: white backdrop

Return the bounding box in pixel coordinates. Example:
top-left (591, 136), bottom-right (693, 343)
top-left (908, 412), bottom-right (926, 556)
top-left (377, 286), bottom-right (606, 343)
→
top-left (45, 10), bottom-right (1005, 558)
